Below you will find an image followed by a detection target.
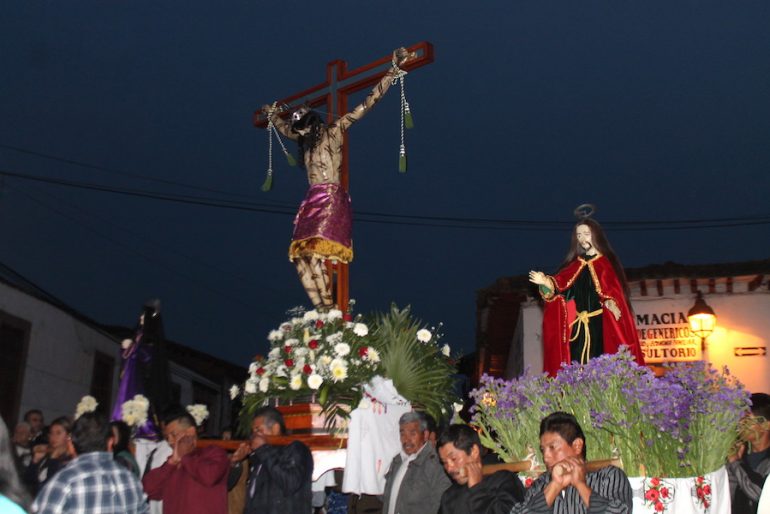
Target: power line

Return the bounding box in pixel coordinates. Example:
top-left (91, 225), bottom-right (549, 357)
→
top-left (2, 168), bottom-right (769, 231)
top-left (7, 183), bottom-right (263, 310)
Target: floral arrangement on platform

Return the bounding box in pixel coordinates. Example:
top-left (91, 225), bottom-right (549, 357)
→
top-left (186, 404), bottom-right (210, 426)
top-left (470, 348), bottom-right (749, 477)
top-left (120, 394), bottom-right (150, 427)
top-left (238, 304), bottom-right (459, 430)
top-left (74, 395), bottom-right (99, 419)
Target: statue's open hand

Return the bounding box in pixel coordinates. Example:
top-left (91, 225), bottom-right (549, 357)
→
top-left (605, 299), bottom-right (621, 321)
top-left (528, 271), bottom-right (548, 286)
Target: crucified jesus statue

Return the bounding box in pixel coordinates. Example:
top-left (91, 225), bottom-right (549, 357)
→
top-left (262, 47), bottom-right (412, 310)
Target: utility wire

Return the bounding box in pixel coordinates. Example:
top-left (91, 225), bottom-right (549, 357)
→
top-left (8, 183), bottom-right (263, 309)
top-left (2, 168), bottom-right (769, 231)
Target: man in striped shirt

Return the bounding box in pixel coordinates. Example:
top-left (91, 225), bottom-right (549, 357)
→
top-left (511, 412), bottom-right (632, 514)
top-left (32, 412), bottom-right (149, 514)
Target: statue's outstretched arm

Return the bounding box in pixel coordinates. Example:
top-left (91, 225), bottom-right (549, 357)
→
top-left (337, 47), bottom-right (411, 132)
top-left (261, 104), bottom-right (299, 141)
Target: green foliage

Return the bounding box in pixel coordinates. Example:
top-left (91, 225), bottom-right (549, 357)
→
top-left (371, 304), bottom-right (459, 423)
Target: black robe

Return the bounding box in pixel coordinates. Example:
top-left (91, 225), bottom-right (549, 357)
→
top-left (439, 470), bottom-right (525, 514)
top-left (229, 441), bottom-right (314, 514)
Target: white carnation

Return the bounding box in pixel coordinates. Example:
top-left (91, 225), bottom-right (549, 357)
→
top-left (268, 347), bottom-right (281, 359)
top-left (330, 359), bottom-right (348, 382)
top-left (285, 338), bottom-right (299, 346)
top-left (326, 332), bottom-right (343, 344)
top-left (307, 374), bottom-right (323, 390)
top-left (417, 329), bottom-right (432, 343)
top-left (366, 347), bottom-right (380, 363)
top-left (442, 344), bottom-right (451, 357)
top-left (334, 342), bottom-right (351, 357)
top-left (268, 330), bottom-right (284, 342)
top-left (186, 404), bottom-right (209, 426)
top-left (74, 395), bottom-right (98, 420)
top-left (327, 309), bottom-right (343, 321)
top-left (290, 374), bottom-right (303, 390)
top-left (259, 377), bottom-right (270, 393)
top-left (244, 379), bottom-right (257, 394)
top-left (303, 310), bottom-right (319, 322)
top-left (229, 385), bottom-right (240, 399)
top-left (353, 323), bottom-right (368, 337)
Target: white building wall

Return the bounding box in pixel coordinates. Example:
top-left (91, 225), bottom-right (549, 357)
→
top-left (511, 279), bottom-right (770, 394)
top-left (0, 281), bottom-right (120, 421)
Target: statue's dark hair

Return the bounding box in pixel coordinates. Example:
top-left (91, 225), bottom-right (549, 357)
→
top-left (294, 111), bottom-right (324, 169)
top-left (560, 218), bottom-right (631, 302)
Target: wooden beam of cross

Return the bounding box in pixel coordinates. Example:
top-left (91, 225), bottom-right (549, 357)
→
top-left (254, 41), bottom-right (434, 312)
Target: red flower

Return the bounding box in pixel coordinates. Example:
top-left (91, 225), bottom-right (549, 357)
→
top-left (308, 340), bottom-right (319, 350)
top-left (696, 476), bottom-right (704, 484)
top-left (703, 485), bottom-right (711, 495)
top-left (703, 500), bottom-right (710, 509)
top-left (660, 487), bottom-right (669, 499)
top-left (650, 477), bottom-right (660, 486)
top-left (358, 347), bottom-right (369, 357)
top-left (256, 367), bottom-right (265, 376)
top-left (524, 477), bottom-right (533, 488)
top-left (303, 364), bottom-right (313, 375)
top-left (315, 320), bottom-right (324, 329)
top-left (284, 345), bottom-right (292, 354)
top-left (654, 501), bottom-right (665, 512)
top-left (645, 489), bottom-right (660, 502)
top-left (343, 313), bottom-right (353, 321)
top-left (285, 359), bottom-right (294, 367)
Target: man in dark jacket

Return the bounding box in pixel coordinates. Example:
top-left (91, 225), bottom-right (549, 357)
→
top-left (229, 407), bottom-right (313, 514)
top-left (438, 424), bottom-right (524, 514)
top-left (728, 392), bottom-right (770, 514)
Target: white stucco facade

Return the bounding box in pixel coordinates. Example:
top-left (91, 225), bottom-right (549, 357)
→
top-left (0, 279), bottom-right (120, 423)
top-left (510, 274), bottom-right (770, 394)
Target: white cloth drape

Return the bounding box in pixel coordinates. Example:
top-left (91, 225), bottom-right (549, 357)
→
top-left (341, 376), bottom-right (411, 495)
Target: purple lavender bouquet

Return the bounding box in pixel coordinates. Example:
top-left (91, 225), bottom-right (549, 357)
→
top-left (470, 348), bottom-right (749, 477)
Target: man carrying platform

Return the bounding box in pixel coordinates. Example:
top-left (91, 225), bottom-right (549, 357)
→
top-left (512, 412), bottom-right (632, 514)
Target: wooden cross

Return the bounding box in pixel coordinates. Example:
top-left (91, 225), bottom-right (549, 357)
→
top-left (253, 41), bottom-right (434, 312)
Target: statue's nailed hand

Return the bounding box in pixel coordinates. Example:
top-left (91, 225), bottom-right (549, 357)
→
top-left (393, 47), bottom-right (413, 68)
top-left (605, 299), bottom-right (621, 321)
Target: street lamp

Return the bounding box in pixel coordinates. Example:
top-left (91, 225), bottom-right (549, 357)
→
top-left (688, 291), bottom-right (717, 352)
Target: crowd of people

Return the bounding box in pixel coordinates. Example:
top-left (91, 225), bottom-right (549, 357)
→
top-left (3, 394), bottom-right (770, 514)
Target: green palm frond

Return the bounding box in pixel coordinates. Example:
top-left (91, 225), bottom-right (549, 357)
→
top-left (371, 304), bottom-right (459, 422)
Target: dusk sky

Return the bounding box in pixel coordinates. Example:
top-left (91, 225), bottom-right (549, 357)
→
top-left (1, 1), bottom-right (768, 367)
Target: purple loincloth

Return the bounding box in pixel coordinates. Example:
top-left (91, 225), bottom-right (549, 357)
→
top-left (290, 183), bottom-right (353, 261)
